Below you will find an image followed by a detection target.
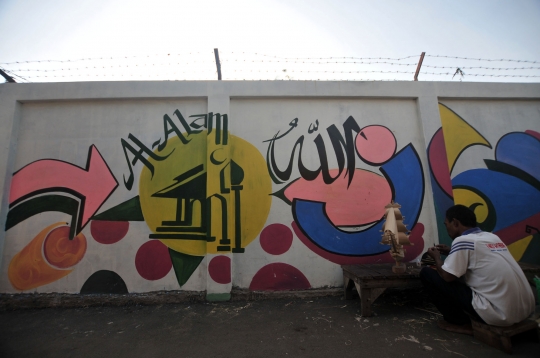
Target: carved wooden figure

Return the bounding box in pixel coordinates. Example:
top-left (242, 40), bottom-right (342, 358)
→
top-left (380, 201), bottom-right (413, 273)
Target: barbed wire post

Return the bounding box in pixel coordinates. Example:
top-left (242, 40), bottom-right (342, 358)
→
top-left (414, 52), bottom-right (425, 81)
top-left (214, 48), bottom-right (222, 80)
top-left (0, 67), bottom-right (16, 83)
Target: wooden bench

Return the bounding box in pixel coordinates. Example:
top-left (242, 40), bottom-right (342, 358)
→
top-left (341, 263), bottom-right (422, 317)
top-left (518, 262), bottom-right (540, 285)
top-left (471, 319), bottom-right (539, 354)
top-left (342, 262), bottom-right (540, 318)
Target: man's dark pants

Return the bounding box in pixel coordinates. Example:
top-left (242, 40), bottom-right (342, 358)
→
top-left (420, 267), bottom-right (485, 325)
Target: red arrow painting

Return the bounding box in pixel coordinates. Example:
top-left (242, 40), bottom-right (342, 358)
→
top-left (10, 145), bottom-right (118, 230)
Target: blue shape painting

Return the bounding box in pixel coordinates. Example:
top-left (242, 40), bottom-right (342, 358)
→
top-left (452, 169), bottom-right (540, 232)
top-left (293, 144), bottom-right (424, 256)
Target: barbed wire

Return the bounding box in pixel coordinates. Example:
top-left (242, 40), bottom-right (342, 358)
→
top-left (21, 69), bottom-right (414, 78)
top-left (4, 52), bottom-right (538, 66)
top-left (23, 72), bottom-right (216, 78)
top-left (0, 52), bottom-right (214, 65)
top-left (18, 75), bottom-right (410, 81)
top-left (8, 62), bottom-right (217, 72)
top-left (285, 70), bottom-right (414, 74)
top-left (8, 60), bottom-right (420, 72)
top-left (9, 63), bottom-right (540, 73)
top-left (426, 54), bottom-right (538, 64)
top-left (2, 52), bottom-right (539, 83)
top-left (222, 59), bottom-right (418, 65)
top-left (3, 68), bottom-right (29, 82)
top-left (420, 72), bottom-right (540, 78)
top-left (422, 65), bottom-right (540, 70)
top-left (221, 52), bottom-right (420, 61)
top-left (21, 69), bottom-right (540, 79)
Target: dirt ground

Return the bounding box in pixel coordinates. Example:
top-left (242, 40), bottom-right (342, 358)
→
top-left (1, 289), bottom-right (538, 358)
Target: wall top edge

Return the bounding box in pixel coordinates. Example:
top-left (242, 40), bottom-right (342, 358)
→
top-left (437, 97), bottom-right (540, 101)
top-left (1, 81), bottom-right (539, 102)
top-left (15, 96), bottom-right (209, 104)
top-left (229, 96), bottom-right (419, 100)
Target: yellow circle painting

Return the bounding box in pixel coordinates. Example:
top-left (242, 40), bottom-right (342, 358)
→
top-left (139, 131), bottom-right (272, 256)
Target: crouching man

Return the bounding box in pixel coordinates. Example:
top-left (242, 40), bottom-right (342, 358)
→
top-left (421, 205), bottom-right (535, 335)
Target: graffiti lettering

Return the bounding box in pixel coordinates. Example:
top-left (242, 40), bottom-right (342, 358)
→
top-left (266, 116), bottom-right (360, 187)
top-left (212, 113), bottom-right (228, 145)
top-left (157, 113), bottom-right (191, 150)
top-left (263, 118), bottom-right (298, 143)
top-left (190, 112), bottom-right (229, 145)
top-left (308, 119), bottom-right (319, 134)
top-left (188, 113), bottom-right (207, 130)
top-left (121, 134), bottom-right (172, 190)
top-left (122, 109), bottom-right (228, 190)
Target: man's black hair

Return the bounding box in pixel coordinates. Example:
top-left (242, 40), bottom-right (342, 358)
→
top-left (445, 205), bottom-right (477, 228)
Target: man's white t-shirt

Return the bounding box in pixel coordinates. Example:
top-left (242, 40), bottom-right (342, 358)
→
top-left (442, 229), bottom-right (535, 326)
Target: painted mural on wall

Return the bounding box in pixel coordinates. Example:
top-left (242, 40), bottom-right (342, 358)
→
top-left (5, 110), bottom-right (273, 292)
top-left (428, 103), bottom-right (540, 263)
top-left (9, 102), bottom-right (537, 295)
top-left (4, 106), bottom-right (430, 293)
top-left (265, 116), bottom-right (426, 266)
top-left (3, 93), bottom-right (538, 296)
top-left (6, 146), bottom-right (117, 290)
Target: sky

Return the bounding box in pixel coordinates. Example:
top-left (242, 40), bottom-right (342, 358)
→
top-left (0, 0), bottom-right (539, 83)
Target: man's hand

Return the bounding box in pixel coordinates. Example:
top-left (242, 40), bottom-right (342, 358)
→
top-left (427, 246), bottom-right (457, 282)
top-left (426, 246), bottom-right (441, 260)
top-left (435, 244), bottom-right (450, 255)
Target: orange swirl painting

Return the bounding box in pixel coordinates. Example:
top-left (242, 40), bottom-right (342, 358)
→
top-left (8, 222), bottom-right (87, 290)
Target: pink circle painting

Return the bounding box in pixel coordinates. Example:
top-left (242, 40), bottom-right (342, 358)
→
top-left (135, 240), bottom-right (172, 280)
top-left (249, 263), bottom-right (310, 291)
top-left (283, 168), bottom-right (392, 226)
top-left (90, 220), bottom-right (129, 245)
top-left (208, 255), bottom-right (231, 284)
top-left (355, 125), bottom-right (397, 165)
top-left (259, 224), bottom-right (293, 255)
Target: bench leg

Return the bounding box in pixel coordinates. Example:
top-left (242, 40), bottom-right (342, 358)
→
top-left (359, 287), bottom-right (386, 317)
top-left (500, 336), bottom-right (512, 354)
top-left (344, 276), bottom-right (355, 300)
top-left (473, 327), bottom-right (512, 354)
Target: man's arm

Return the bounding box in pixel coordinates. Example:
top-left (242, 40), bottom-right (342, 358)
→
top-left (435, 244), bottom-right (450, 255)
top-left (426, 247), bottom-right (457, 282)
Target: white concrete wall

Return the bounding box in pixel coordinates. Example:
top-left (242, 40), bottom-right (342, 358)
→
top-left (0, 81), bottom-right (538, 298)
